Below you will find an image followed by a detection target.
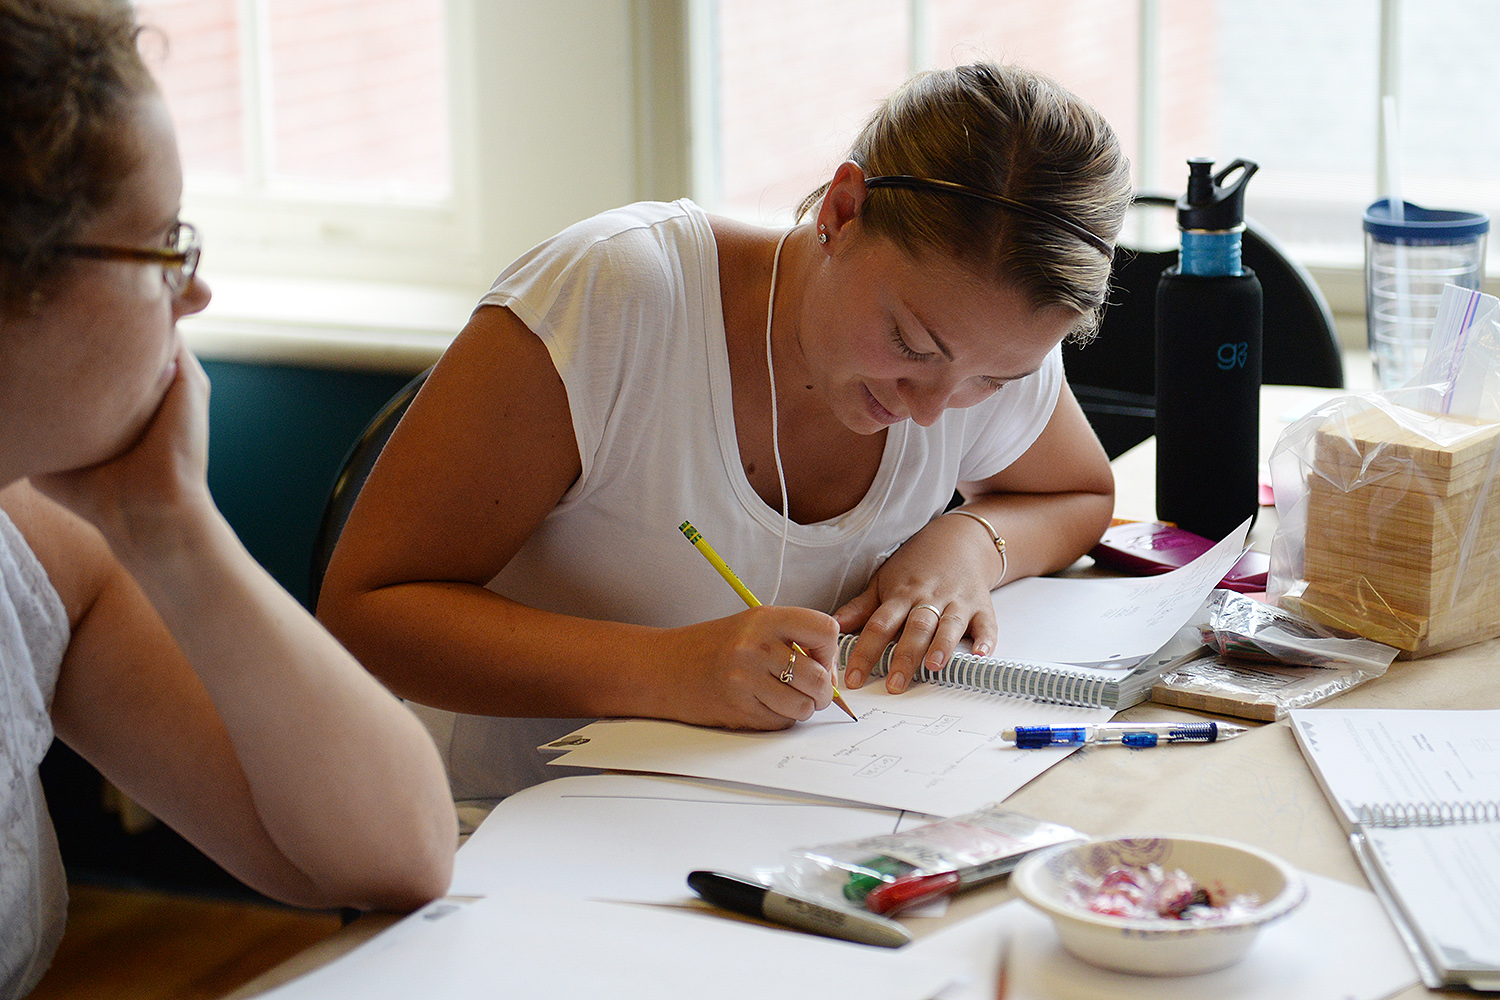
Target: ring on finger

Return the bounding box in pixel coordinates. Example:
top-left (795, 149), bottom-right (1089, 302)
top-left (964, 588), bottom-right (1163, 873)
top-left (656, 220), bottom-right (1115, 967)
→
top-left (779, 649), bottom-right (796, 684)
top-left (911, 603), bottom-right (944, 622)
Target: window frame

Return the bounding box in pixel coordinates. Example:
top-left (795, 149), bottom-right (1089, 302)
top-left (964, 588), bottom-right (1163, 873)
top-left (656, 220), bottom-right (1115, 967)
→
top-left (179, 0), bottom-right (692, 368)
top-left (180, 0), bottom-right (694, 294)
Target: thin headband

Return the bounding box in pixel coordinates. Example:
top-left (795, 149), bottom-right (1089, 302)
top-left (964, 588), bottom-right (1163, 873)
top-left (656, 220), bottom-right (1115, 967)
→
top-left (863, 174), bottom-right (1114, 258)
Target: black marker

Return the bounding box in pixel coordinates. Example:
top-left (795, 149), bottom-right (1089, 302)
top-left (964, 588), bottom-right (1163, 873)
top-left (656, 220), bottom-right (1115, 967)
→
top-left (687, 870), bottom-right (911, 948)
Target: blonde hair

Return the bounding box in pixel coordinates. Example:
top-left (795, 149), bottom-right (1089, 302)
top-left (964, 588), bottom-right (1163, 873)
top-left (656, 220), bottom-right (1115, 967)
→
top-left (801, 63), bottom-right (1131, 343)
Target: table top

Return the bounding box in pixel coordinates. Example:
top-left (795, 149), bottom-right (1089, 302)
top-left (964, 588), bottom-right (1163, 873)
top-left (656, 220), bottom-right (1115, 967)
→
top-left (233, 385), bottom-right (1497, 999)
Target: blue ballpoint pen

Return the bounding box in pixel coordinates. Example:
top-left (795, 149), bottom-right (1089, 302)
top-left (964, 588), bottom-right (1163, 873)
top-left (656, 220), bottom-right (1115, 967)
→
top-left (1002, 721), bottom-right (1247, 748)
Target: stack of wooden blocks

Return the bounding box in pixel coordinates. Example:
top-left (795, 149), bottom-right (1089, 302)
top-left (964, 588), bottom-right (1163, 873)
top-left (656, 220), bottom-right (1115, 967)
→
top-left (1294, 404), bottom-right (1500, 656)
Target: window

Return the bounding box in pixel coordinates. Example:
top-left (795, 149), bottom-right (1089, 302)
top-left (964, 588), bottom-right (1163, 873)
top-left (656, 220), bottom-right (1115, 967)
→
top-left (138, 0), bottom-right (449, 198)
top-left (137, 0), bottom-right (471, 291)
top-left (141, 0), bottom-right (1494, 362)
top-left (138, 1), bottom-right (671, 363)
top-left (703, 0), bottom-right (1148, 226)
top-left (699, 0), bottom-right (1498, 279)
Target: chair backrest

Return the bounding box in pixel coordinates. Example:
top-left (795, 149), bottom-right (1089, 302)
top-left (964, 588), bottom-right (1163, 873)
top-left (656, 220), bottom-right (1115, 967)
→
top-left (1063, 194), bottom-right (1344, 458)
top-left (307, 367), bottom-right (432, 610)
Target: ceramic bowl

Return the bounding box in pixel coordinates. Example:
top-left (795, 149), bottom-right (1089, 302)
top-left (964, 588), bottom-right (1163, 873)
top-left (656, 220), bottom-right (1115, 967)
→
top-left (1011, 834), bottom-right (1306, 976)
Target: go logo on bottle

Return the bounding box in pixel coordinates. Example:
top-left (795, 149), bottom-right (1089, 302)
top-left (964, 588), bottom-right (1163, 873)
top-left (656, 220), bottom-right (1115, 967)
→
top-left (1217, 342), bottom-right (1249, 370)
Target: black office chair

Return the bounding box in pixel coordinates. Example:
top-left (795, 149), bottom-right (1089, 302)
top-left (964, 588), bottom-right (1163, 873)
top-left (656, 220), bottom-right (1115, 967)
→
top-left (307, 366), bottom-right (432, 610)
top-left (1064, 194), bottom-right (1344, 459)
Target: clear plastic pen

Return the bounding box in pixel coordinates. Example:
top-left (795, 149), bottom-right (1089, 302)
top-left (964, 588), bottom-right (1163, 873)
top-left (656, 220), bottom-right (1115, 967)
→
top-left (1002, 721), bottom-right (1247, 748)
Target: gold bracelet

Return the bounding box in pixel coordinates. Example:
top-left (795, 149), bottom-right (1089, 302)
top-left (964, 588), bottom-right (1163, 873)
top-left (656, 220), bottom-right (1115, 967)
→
top-left (947, 508), bottom-right (1008, 584)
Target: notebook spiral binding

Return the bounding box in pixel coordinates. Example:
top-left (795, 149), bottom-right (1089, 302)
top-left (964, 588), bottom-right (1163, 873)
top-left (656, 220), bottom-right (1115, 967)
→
top-left (837, 634), bottom-right (1114, 709)
top-left (1354, 799), bottom-right (1500, 828)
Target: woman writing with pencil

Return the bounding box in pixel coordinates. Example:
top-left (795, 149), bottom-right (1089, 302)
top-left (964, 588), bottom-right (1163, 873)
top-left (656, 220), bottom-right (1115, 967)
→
top-left (317, 62), bottom-right (1130, 802)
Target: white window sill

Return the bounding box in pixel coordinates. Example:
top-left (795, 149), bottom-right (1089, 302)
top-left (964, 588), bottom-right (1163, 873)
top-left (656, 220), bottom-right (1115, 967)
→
top-left (180, 274), bottom-right (478, 374)
top-left (172, 263), bottom-right (1396, 378)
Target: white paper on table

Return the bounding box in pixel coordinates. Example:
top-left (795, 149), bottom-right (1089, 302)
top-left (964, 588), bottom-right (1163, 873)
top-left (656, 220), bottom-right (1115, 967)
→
top-left (907, 872), bottom-right (1418, 1000)
top-left (545, 682), bottom-right (1111, 817)
top-left (256, 890), bottom-right (952, 1000)
top-left (988, 518), bottom-right (1250, 665)
top-left (450, 773), bottom-right (923, 900)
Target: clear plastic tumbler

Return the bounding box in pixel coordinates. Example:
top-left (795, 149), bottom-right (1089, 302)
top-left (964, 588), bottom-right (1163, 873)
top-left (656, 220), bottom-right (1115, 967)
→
top-left (1364, 199), bottom-right (1488, 389)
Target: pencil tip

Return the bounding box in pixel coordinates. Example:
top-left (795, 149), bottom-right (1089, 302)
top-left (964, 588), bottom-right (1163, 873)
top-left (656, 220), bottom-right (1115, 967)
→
top-left (994, 935), bottom-right (1012, 1000)
top-left (833, 692), bottom-right (858, 721)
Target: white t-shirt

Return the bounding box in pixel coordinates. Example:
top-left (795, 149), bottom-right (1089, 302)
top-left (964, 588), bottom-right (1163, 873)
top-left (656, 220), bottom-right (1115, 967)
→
top-left (0, 509), bottom-right (69, 999)
top-left (420, 200), bottom-right (1062, 802)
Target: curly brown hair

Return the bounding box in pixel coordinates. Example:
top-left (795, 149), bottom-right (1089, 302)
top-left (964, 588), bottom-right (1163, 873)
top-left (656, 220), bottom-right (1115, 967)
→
top-left (1, 0), bottom-right (151, 315)
top-left (801, 63), bottom-right (1132, 344)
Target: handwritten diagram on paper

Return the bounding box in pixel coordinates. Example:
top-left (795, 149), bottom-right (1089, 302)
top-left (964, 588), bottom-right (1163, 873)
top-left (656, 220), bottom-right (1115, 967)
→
top-left (545, 682), bottom-right (1112, 817)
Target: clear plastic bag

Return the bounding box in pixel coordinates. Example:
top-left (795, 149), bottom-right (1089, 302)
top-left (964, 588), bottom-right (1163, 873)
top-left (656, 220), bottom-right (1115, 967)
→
top-left (1268, 287), bottom-right (1500, 656)
top-left (1197, 589), bottom-right (1398, 670)
top-left (1151, 648), bottom-right (1388, 721)
top-left (773, 805), bottom-right (1082, 916)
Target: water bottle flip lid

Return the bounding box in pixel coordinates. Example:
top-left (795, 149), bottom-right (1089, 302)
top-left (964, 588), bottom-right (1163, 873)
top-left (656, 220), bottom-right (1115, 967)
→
top-left (1178, 158), bottom-right (1258, 232)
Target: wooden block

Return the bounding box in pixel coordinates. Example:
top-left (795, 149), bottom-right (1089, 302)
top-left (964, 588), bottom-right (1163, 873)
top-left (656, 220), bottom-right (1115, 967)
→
top-left (1290, 575), bottom-right (1500, 654)
top-left (1298, 404), bottom-right (1500, 654)
top-left (1312, 405), bottom-right (1500, 497)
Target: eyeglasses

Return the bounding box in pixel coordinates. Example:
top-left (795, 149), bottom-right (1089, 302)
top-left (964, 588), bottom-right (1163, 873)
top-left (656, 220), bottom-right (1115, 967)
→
top-left (58, 221), bottom-right (202, 294)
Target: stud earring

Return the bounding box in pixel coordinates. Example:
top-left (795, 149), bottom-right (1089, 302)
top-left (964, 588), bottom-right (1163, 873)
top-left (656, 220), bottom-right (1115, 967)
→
top-left (817, 224), bottom-right (828, 245)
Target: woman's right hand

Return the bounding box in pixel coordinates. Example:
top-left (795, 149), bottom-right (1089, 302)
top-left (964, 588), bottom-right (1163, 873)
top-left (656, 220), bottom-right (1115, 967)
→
top-left (657, 606), bottom-right (840, 730)
top-left (31, 343), bottom-right (216, 566)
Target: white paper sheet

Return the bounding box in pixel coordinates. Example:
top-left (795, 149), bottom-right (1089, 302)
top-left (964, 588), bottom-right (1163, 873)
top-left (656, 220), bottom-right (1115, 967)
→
top-left (908, 873), bottom-right (1418, 1000)
top-left (450, 773), bottom-right (919, 900)
top-left (256, 890), bottom-right (951, 1000)
top-left (263, 871), bottom-right (1411, 1000)
top-left (545, 682), bottom-right (1111, 816)
top-left (989, 518), bottom-right (1250, 665)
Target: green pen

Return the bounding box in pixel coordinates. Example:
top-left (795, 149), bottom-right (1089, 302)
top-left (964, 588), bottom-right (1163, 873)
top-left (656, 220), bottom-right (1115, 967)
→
top-left (842, 855), bottom-right (917, 904)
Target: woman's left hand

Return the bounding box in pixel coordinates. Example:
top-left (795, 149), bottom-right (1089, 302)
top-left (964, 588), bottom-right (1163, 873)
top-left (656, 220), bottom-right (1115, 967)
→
top-left (834, 384), bottom-right (1116, 694)
top-left (833, 512), bottom-right (1001, 693)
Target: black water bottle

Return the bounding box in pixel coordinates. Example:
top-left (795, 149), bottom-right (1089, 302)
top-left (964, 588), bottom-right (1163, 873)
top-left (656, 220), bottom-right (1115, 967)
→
top-left (1155, 158), bottom-right (1263, 542)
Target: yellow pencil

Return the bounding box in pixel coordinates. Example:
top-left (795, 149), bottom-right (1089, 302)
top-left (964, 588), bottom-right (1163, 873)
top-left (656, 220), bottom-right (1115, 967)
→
top-left (678, 520), bottom-right (858, 721)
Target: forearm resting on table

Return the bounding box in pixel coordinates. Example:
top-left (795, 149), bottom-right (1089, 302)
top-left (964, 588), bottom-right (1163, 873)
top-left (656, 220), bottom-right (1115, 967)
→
top-left (318, 579), bottom-right (690, 721)
top-left (125, 513), bottom-right (457, 910)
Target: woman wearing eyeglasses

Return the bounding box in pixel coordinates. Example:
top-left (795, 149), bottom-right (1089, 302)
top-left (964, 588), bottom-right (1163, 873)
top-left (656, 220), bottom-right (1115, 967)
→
top-left (318, 62), bottom-right (1131, 803)
top-left (0, 3), bottom-right (455, 992)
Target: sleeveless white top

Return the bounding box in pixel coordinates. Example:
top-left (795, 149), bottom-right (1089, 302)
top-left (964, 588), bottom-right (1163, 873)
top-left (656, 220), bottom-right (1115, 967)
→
top-left (420, 200), bottom-right (1062, 802)
top-left (0, 508), bottom-right (69, 999)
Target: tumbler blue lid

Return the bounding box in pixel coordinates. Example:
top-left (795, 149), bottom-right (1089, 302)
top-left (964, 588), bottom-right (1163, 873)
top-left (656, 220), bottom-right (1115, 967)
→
top-left (1364, 198), bottom-right (1489, 242)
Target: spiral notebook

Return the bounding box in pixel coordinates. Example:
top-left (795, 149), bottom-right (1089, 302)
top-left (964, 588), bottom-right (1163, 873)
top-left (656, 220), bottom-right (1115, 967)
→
top-left (836, 628), bottom-right (1202, 711)
top-left (1289, 708), bottom-right (1500, 991)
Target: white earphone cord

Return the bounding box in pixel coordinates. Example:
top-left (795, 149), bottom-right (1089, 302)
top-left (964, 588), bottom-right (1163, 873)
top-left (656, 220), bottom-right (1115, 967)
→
top-left (764, 226), bottom-right (908, 611)
top-left (765, 228), bottom-right (793, 605)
